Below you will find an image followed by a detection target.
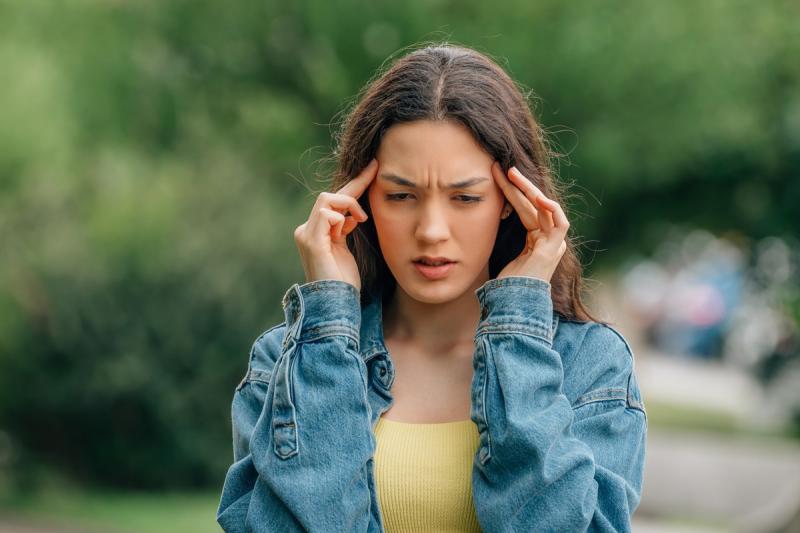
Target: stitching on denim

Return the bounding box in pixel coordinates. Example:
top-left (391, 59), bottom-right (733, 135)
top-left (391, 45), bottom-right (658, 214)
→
top-left (298, 324), bottom-right (359, 336)
top-left (248, 369), bottom-right (272, 384)
top-left (600, 323), bottom-right (635, 362)
top-left (627, 370), bottom-right (647, 412)
top-left (296, 328), bottom-right (360, 346)
top-left (476, 326), bottom-right (553, 346)
top-left (298, 279), bottom-right (359, 295)
top-left (479, 322), bottom-right (550, 334)
top-left (596, 323), bottom-right (647, 413)
top-left (249, 322), bottom-right (285, 363)
top-left (572, 388), bottom-right (627, 409)
top-left (480, 337), bottom-right (493, 464)
top-left (628, 397), bottom-right (646, 413)
top-left (479, 317), bottom-right (551, 334)
top-left (480, 276), bottom-right (551, 291)
top-left (572, 397), bottom-right (627, 412)
top-left (273, 342), bottom-right (300, 460)
top-left (240, 322), bottom-right (286, 389)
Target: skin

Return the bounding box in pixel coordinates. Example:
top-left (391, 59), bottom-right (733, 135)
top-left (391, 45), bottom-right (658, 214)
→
top-left (365, 119), bottom-right (568, 353)
top-left (367, 120), bottom-right (507, 352)
top-left (293, 118), bottom-right (569, 421)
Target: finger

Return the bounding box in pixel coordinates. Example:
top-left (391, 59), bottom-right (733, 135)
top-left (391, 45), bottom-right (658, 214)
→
top-left (534, 194), bottom-right (569, 236)
top-left (507, 166), bottom-right (550, 207)
top-left (533, 195), bottom-right (555, 232)
top-left (508, 166), bottom-right (566, 234)
top-left (550, 198), bottom-right (570, 230)
top-left (335, 158), bottom-right (380, 200)
top-left (313, 207), bottom-right (345, 241)
top-left (491, 162), bottom-right (540, 231)
top-left (339, 215), bottom-right (359, 239)
top-left (316, 191), bottom-right (369, 221)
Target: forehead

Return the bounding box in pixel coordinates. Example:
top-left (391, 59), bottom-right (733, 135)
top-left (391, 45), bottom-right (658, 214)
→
top-left (376, 120), bottom-right (493, 173)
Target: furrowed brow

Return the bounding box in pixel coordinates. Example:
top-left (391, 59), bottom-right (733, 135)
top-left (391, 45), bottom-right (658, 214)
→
top-left (379, 173), bottom-right (489, 189)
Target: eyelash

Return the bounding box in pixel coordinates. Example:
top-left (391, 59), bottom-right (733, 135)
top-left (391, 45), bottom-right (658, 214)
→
top-left (385, 193), bottom-right (483, 204)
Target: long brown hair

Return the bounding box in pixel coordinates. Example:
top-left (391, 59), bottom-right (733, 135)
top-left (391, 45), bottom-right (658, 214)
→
top-left (323, 41), bottom-right (605, 324)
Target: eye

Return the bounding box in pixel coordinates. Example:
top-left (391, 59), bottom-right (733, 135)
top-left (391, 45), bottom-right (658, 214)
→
top-left (386, 193), bottom-right (483, 203)
top-left (386, 193), bottom-right (413, 201)
top-left (456, 195), bottom-right (483, 203)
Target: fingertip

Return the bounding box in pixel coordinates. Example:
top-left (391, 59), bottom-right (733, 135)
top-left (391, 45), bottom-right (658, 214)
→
top-left (493, 162), bottom-right (509, 180)
top-left (362, 158), bottom-right (379, 176)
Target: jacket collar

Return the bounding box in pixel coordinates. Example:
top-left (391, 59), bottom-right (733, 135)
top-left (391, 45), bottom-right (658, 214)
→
top-left (358, 291), bottom-right (389, 362)
top-left (357, 288), bottom-right (561, 362)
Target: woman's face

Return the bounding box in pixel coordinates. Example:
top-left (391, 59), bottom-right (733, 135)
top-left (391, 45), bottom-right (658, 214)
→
top-left (367, 119), bottom-right (507, 304)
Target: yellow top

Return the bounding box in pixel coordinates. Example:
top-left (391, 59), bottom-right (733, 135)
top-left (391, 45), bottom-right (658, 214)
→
top-left (373, 416), bottom-right (483, 533)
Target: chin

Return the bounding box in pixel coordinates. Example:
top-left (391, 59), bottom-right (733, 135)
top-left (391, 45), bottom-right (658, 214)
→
top-left (393, 275), bottom-right (467, 305)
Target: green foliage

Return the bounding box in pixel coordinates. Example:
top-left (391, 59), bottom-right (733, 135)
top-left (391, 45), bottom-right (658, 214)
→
top-left (0, 0), bottom-right (797, 489)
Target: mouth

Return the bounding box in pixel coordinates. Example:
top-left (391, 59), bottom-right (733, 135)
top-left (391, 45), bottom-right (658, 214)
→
top-left (412, 256), bottom-right (456, 266)
top-left (412, 258), bottom-right (457, 280)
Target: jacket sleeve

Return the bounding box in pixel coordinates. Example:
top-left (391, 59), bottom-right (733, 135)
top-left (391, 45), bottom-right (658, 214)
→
top-left (216, 279), bottom-right (378, 532)
top-left (470, 276), bottom-right (647, 532)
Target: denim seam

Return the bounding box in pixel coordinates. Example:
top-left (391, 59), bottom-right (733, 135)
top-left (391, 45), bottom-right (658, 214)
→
top-left (273, 340), bottom-right (300, 460)
top-left (476, 326), bottom-right (553, 347)
top-left (572, 388), bottom-right (627, 409)
top-left (297, 279), bottom-right (360, 295)
top-left (628, 397), bottom-right (647, 414)
top-left (248, 322), bottom-right (286, 365)
top-left (597, 323), bottom-right (647, 414)
top-left (247, 369), bottom-right (272, 384)
top-left (295, 328), bottom-right (361, 347)
top-left (483, 317), bottom-right (551, 333)
top-left (479, 337), bottom-right (493, 464)
top-left (239, 322), bottom-right (286, 390)
top-left (478, 276), bottom-right (551, 291)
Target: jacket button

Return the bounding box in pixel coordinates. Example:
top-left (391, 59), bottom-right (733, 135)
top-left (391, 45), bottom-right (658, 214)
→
top-left (379, 367), bottom-right (387, 377)
top-left (479, 447), bottom-right (489, 462)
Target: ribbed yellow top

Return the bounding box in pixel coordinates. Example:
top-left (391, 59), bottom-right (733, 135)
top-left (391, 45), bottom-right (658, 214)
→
top-left (373, 416), bottom-right (483, 533)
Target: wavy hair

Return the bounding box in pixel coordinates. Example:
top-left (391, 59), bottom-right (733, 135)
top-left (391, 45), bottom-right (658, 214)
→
top-left (322, 42), bottom-right (604, 324)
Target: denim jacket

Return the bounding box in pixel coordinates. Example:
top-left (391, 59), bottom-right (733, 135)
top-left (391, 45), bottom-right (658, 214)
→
top-left (216, 276), bottom-right (647, 532)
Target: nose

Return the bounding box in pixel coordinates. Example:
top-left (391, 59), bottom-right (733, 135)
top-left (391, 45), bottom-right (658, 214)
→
top-left (414, 199), bottom-right (451, 243)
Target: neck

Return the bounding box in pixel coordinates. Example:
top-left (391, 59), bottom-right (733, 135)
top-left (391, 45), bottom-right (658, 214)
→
top-left (382, 271), bottom-right (489, 355)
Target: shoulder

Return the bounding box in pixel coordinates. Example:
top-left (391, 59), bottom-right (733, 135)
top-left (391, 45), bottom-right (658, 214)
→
top-left (236, 321), bottom-right (287, 390)
top-left (554, 318), bottom-right (645, 414)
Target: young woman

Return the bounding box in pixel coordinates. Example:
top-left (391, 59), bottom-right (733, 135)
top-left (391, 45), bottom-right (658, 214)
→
top-left (217, 43), bottom-right (647, 532)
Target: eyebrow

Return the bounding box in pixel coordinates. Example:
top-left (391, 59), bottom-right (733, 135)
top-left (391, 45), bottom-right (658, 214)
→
top-left (379, 173), bottom-right (489, 189)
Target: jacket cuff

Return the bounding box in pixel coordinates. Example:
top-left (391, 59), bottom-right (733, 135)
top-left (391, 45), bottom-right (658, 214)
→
top-left (281, 279), bottom-right (361, 344)
top-left (475, 276), bottom-right (555, 344)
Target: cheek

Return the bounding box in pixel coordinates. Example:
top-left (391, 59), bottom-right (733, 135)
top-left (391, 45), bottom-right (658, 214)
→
top-left (454, 204), bottom-right (502, 254)
top-left (368, 199), bottom-right (406, 252)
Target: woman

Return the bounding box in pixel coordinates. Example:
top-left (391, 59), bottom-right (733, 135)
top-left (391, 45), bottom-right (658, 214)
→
top-left (217, 43), bottom-right (647, 532)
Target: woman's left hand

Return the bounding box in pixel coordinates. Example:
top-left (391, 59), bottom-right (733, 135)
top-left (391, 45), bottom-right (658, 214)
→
top-left (491, 162), bottom-right (570, 284)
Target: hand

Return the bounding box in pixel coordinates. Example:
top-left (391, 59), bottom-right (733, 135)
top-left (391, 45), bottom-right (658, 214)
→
top-left (490, 162), bottom-right (570, 284)
top-left (293, 158), bottom-right (379, 292)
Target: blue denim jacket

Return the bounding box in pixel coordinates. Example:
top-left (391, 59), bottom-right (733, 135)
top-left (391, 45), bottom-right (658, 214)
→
top-left (216, 276), bottom-right (647, 532)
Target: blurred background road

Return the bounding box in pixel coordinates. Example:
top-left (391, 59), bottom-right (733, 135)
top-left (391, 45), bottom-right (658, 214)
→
top-left (1, 1), bottom-right (798, 531)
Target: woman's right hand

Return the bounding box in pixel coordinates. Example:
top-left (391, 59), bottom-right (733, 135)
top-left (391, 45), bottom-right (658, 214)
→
top-left (293, 158), bottom-right (380, 292)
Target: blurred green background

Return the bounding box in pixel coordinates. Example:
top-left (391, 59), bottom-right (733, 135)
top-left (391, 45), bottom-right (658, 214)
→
top-left (1, 0), bottom-right (798, 531)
